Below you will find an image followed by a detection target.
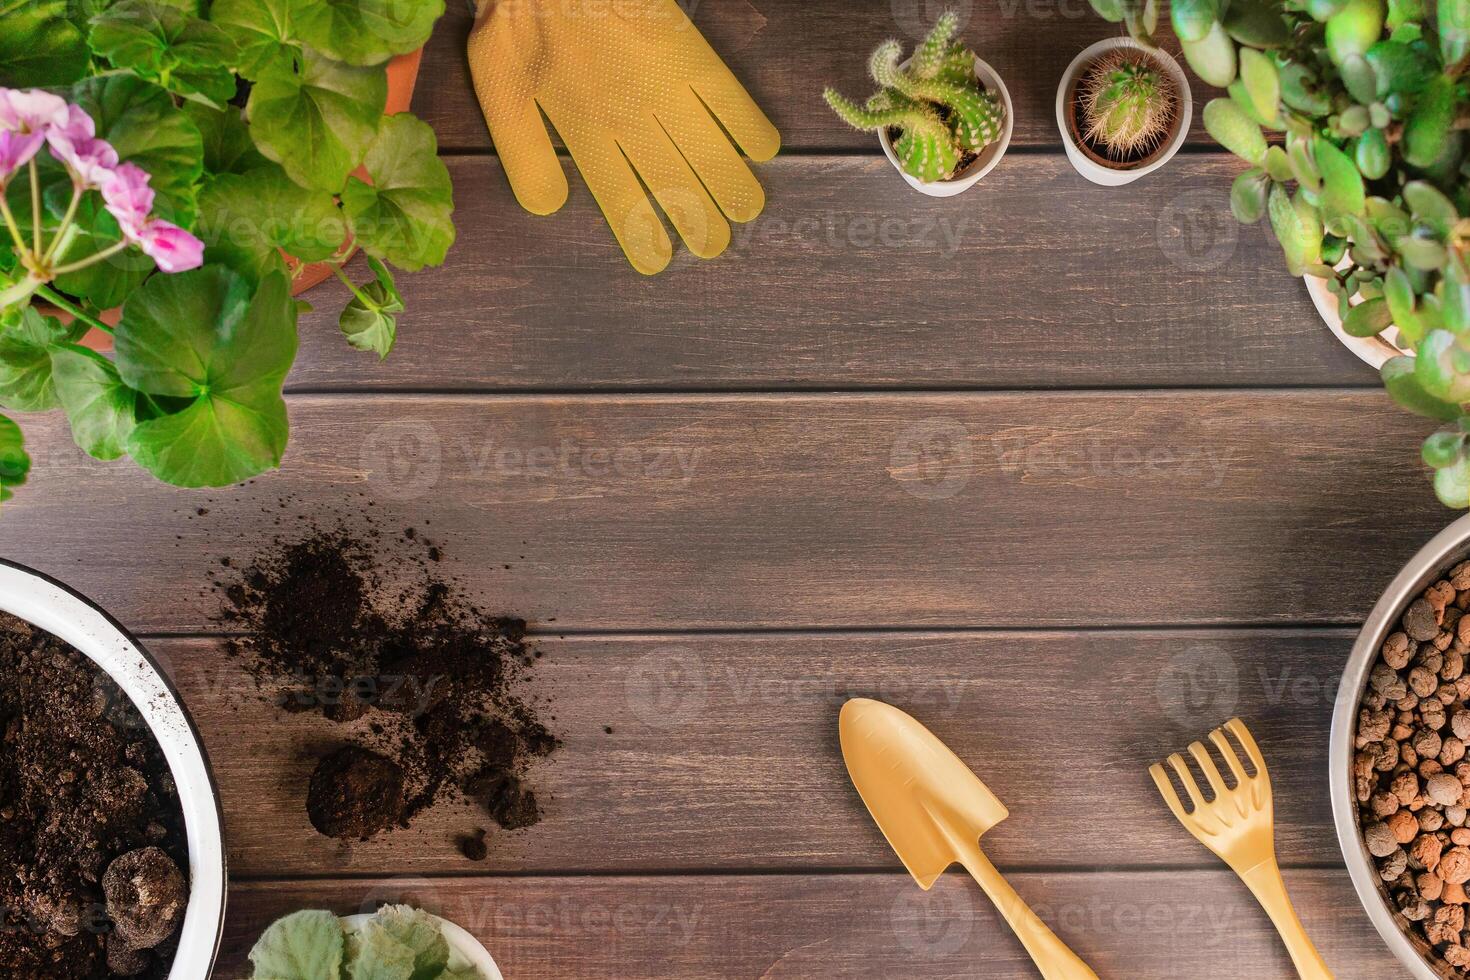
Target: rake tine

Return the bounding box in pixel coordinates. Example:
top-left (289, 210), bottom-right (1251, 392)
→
top-left (1188, 741), bottom-right (1230, 800)
top-left (1209, 727), bottom-right (1249, 785)
top-left (1166, 753), bottom-right (1209, 812)
top-left (1225, 717), bottom-right (1267, 776)
top-left (1149, 762), bottom-right (1190, 822)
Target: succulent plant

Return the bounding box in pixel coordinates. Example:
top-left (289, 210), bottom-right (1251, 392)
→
top-left (1079, 50), bottom-right (1179, 158)
top-left (823, 12), bottom-right (1005, 183)
top-left (1089, 0), bottom-right (1470, 507)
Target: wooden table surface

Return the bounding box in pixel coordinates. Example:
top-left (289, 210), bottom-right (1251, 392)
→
top-left (2, 4), bottom-right (1452, 978)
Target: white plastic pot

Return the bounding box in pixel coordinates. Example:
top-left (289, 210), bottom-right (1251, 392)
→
top-left (877, 55), bottom-right (1014, 197)
top-left (1056, 37), bottom-right (1193, 186)
top-left (1304, 267), bottom-right (1413, 369)
top-left (342, 913), bottom-right (504, 979)
top-left (0, 560), bottom-right (227, 979)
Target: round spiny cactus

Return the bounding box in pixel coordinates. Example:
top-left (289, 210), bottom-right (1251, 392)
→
top-left (1079, 50), bottom-right (1177, 158)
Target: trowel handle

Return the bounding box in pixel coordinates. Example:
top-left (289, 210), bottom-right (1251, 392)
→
top-left (955, 839), bottom-right (1100, 980)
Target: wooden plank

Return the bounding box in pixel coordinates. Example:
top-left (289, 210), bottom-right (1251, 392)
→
top-left (0, 391), bottom-right (1450, 632)
top-left (285, 156), bottom-right (1373, 392)
top-left (416, 4), bottom-right (1218, 152)
top-left (168, 630), bottom-right (1363, 876)
top-left (220, 871), bottom-right (1401, 978)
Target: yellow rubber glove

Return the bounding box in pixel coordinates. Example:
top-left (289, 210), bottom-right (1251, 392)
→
top-left (467, 0), bottom-right (780, 274)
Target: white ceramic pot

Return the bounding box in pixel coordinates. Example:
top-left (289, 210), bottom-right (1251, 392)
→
top-left (1304, 268), bottom-right (1414, 369)
top-left (877, 55), bottom-right (1014, 197)
top-left (342, 913), bottom-right (504, 979)
top-left (0, 560), bottom-right (227, 979)
top-left (1056, 37), bottom-right (1193, 186)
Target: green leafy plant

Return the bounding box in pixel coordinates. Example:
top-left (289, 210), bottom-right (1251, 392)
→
top-left (1079, 49), bottom-right (1180, 158)
top-left (0, 0), bottom-right (455, 503)
top-left (250, 905), bottom-right (485, 980)
top-left (822, 12), bottom-right (1005, 183)
top-left (1086, 0), bottom-right (1470, 506)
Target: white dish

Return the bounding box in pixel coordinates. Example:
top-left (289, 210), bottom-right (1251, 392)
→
top-left (342, 912), bottom-right (505, 979)
top-left (0, 559), bottom-right (227, 979)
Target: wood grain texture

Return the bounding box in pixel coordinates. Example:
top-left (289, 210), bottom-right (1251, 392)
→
top-left (284, 156), bottom-right (1374, 392)
top-left (2, 391), bottom-right (1450, 632)
top-left (220, 871), bottom-right (1400, 979)
top-left (417, 2), bottom-right (1218, 152)
top-left (167, 629), bottom-right (1360, 876)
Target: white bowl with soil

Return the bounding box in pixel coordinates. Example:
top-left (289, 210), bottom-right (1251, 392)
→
top-left (1056, 37), bottom-right (1192, 186)
top-left (1331, 514), bottom-right (1470, 979)
top-left (0, 559), bottom-right (226, 978)
top-left (878, 55), bottom-right (1014, 197)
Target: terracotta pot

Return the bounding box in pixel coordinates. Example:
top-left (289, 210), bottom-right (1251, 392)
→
top-left (49, 47), bottom-right (426, 351)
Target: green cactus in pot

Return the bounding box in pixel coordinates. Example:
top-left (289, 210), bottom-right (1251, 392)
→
top-left (822, 12), bottom-right (1005, 183)
top-left (1079, 49), bottom-right (1179, 159)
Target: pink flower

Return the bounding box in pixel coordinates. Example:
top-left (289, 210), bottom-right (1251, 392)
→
top-left (137, 220), bottom-right (204, 272)
top-left (0, 88), bottom-right (68, 135)
top-left (46, 105), bottom-right (117, 189)
top-left (0, 128), bottom-right (44, 183)
top-left (101, 164), bottom-right (202, 273)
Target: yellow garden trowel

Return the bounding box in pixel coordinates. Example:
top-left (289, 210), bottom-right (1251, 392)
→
top-left (840, 698), bottom-right (1099, 979)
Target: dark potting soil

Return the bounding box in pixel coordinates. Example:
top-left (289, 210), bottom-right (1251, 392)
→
top-left (0, 613), bottom-right (188, 979)
top-left (216, 527), bottom-right (558, 852)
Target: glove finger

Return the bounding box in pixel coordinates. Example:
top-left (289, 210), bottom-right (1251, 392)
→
top-left (656, 89), bottom-right (765, 224)
top-left (691, 66), bottom-right (781, 163)
top-left (548, 111), bottom-right (672, 275)
top-left (618, 119), bottom-right (731, 261)
top-left (467, 24), bottom-right (568, 215)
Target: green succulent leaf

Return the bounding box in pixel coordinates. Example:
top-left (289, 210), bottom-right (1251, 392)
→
top-left (247, 47), bottom-right (387, 193)
top-left (1385, 265), bottom-right (1428, 342)
top-left (1287, 133), bottom-right (1323, 192)
top-left (1444, 255), bottom-right (1470, 333)
top-left (50, 347), bottom-right (138, 461)
top-left (69, 73), bottom-right (205, 222)
top-left (1400, 234), bottom-right (1449, 268)
top-left (1239, 48), bottom-right (1282, 119)
top-left (1182, 20), bottom-right (1239, 86)
top-left (1385, 353), bottom-right (1464, 418)
top-left (0, 0), bottom-right (89, 86)
top-left (1269, 182), bottom-right (1314, 274)
top-left (1403, 180), bottom-right (1459, 235)
top-left (1424, 430), bottom-right (1466, 467)
top-left (88, 0), bottom-right (238, 104)
top-left (1231, 168), bottom-right (1271, 222)
top-left (1343, 295), bottom-right (1394, 335)
top-left (1224, 0), bottom-right (1292, 46)
top-left (1365, 39), bottom-right (1434, 95)
top-left (294, 0), bottom-right (442, 67)
top-left (1435, 455), bottom-right (1470, 507)
top-left (1417, 329), bottom-right (1470, 401)
top-left (1171, 0), bottom-right (1218, 40)
top-left (1440, 0), bottom-right (1470, 65)
top-left (117, 266), bottom-right (298, 487)
top-left (1279, 61), bottom-right (1333, 114)
top-left (1264, 144), bottom-right (1294, 181)
top-left (249, 909), bottom-right (345, 980)
top-left (1405, 74), bottom-right (1455, 168)
top-left (1326, 0), bottom-right (1386, 65)
top-left (341, 114), bottom-right (454, 271)
top-left (0, 307), bottom-right (83, 412)
top-left (1314, 136), bottom-right (1367, 222)
top-left (0, 414), bottom-right (29, 505)
top-left (1338, 54), bottom-right (1379, 104)
top-left (1355, 127), bottom-right (1391, 178)
top-left (339, 256), bottom-right (403, 359)
top-left (208, 0), bottom-right (299, 80)
top-left (1204, 98), bottom-right (1267, 164)
top-left (196, 163), bottom-right (347, 284)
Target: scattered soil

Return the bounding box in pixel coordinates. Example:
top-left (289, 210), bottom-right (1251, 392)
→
top-left (1355, 564), bottom-right (1470, 975)
top-left (0, 612), bottom-right (188, 979)
top-left (216, 523), bottom-right (558, 854)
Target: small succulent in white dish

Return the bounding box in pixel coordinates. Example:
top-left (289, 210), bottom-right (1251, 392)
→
top-left (249, 904), bottom-right (500, 980)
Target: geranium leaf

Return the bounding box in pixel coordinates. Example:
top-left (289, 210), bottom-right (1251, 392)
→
top-left (51, 347), bottom-right (138, 460)
top-left (248, 910), bottom-right (345, 980)
top-left (347, 923), bottom-right (415, 980)
top-left (117, 266), bottom-right (297, 487)
top-left (342, 114), bottom-right (454, 271)
top-left (0, 414), bottom-right (29, 505)
top-left (360, 906), bottom-right (448, 980)
top-left (295, 0), bottom-right (443, 66)
top-left (247, 47), bottom-right (386, 193)
top-left (185, 102), bottom-right (270, 176)
top-left (0, 0), bottom-right (89, 87)
top-left (197, 163), bottom-right (347, 283)
top-left (89, 0), bottom-right (238, 104)
top-left (0, 307), bottom-right (84, 412)
top-left (339, 256), bottom-right (403, 358)
top-left (70, 73), bottom-right (205, 223)
top-left (209, 0), bottom-right (301, 80)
